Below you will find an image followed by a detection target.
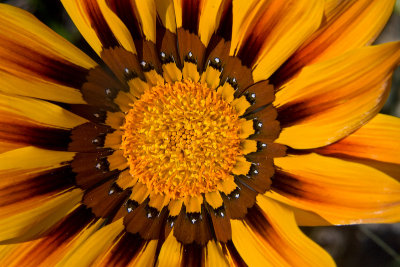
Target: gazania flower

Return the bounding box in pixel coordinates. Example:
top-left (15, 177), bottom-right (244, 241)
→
top-left (0, 0), bottom-right (399, 265)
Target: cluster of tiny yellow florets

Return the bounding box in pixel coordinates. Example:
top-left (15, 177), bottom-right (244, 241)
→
top-left (121, 80), bottom-right (242, 199)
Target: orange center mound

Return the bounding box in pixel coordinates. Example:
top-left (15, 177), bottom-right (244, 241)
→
top-left (122, 80), bottom-right (242, 199)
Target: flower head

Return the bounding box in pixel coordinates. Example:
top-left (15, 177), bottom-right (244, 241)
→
top-left (0, 0), bottom-right (399, 266)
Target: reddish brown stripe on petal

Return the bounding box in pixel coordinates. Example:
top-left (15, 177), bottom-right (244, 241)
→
top-left (101, 233), bottom-right (146, 267)
top-left (83, 179), bottom-right (129, 218)
top-left (0, 113), bottom-right (70, 151)
top-left (181, 243), bottom-right (205, 267)
top-left (65, 104), bottom-right (108, 124)
top-left (174, 206), bottom-right (212, 245)
top-left (205, 38), bottom-right (254, 91)
top-left (157, 27), bottom-right (181, 68)
top-left (68, 122), bottom-right (114, 152)
top-left (0, 38), bottom-right (89, 89)
top-left (181, 0), bottom-right (201, 34)
top-left (0, 166), bottom-right (75, 207)
top-left (222, 241), bottom-right (247, 267)
top-left (124, 202), bottom-right (168, 240)
top-left (244, 204), bottom-right (273, 241)
top-left (222, 179), bottom-right (258, 219)
top-left (215, 0), bottom-right (233, 41)
top-left (271, 171), bottom-right (309, 199)
top-left (135, 40), bottom-right (162, 73)
top-left (178, 28), bottom-right (206, 72)
top-left (81, 66), bottom-right (128, 112)
top-left (82, 0), bottom-right (120, 48)
top-left (270, 1), bottom-right (374, 85)
top-left (235, 2), bottom-right (287, 68)
top-left (206, 205), bottom-right (232, 243)
top-left (247, 105), bottom-right (280, 143)
top-left (239, 81), bottom-right (275, 114)
top-left (277, 99), bottom-right (335, 128)
top-left (71, 150), bottom-right (119, 189)
top-left (237, 157), bottom-right (274, 194)
top-left (101, 46), bottom-right (145, 83)
top-left (106, 0), bottom-right (143, 40)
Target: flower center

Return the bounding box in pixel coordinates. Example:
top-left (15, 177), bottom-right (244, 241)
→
top-left (121, 80), bottom-right (243, 199)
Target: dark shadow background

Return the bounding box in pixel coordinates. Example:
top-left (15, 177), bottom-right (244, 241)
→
top-left (1, 0), bottom-right (399, 266)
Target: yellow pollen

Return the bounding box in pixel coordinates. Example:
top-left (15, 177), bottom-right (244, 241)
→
top-left (121, 80), bottom-right (243, 199)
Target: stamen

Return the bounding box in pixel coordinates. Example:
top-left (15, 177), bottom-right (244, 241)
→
top-left (122, 80), bottom-right (243, 199)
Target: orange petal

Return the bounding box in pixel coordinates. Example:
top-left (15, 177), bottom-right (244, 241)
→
top-left (231, 0), bottom-right (324, 82)
top-left (315, 114), bottom-right (400, 165)
top-left (273, 153), bottom-right (400, 224)
top-left (231, 196), bottom-right (335, 266)
top-left (273, 0), bottom-right (395, 83)
top-left (314, 113), bottom-right (400, 182)
top-left (264, 194), bottom-right (331, 226)
top-left (275, 42), bottom-right (400, 149)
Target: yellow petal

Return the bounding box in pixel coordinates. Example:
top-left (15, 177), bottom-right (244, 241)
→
top-left (174, 0), bottom-right (225, 46)
top-left (155, 0), bottom-right (177, 33)
top-left (133, 0), bottom-right (157, 43)
top-left (274, 0), bottom-right (396, 83)
top-left (231, 0), bottom-right (324, 82)
top-left (0, 211), bottom-right (103, 266)
top-left (127, 240), bottom-right (158, 266)
top-left (264, 194), bottom-right (331, 226)
top-left (157, 231), bottom-right (183, 266)
top-left (275, 42), bottom-right (400, 149)
top-left (0, 4), bottom-right (95, 68)
top-left (162, 62), bottom-right (183, 83)
top-left (0, 147), bottom-right (76, 218)
top-left (205, 191), bottom-right (223, 209)
top-left (61, 0), bottom-right (132, 55)
top-left (205, 241), bottom-right (229, 267)
top-left (184, 195), bottom-right (203, 213)
top-left (0, 4), bottom-right (96, 103)
top-left (0, 189), bottom-right (82, 243)
top-left (273, 153), bottom-right (400, 224)
top-left (323, 0), bottom-right (344, 17)
top-left (231, 156), bottom-right (252, 176)
top-left (182, 62), bottom-right (200, 82)
top-left (231, 196), bottom-right (335, 266)
top-left (98, 0), bottom-right (136, 52)
top-left (57, 219), bottom-right (124, 266)
top-left (0, 94), bottom-right (87, 129)
top-left (0, 146), bottom-right (75, 171)
top-left (107, 150), bottom-right (128, 171)
top-left (198, 0), bottom-right (225, 46)
top-left (315, 114), bottom-right (400, 165)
